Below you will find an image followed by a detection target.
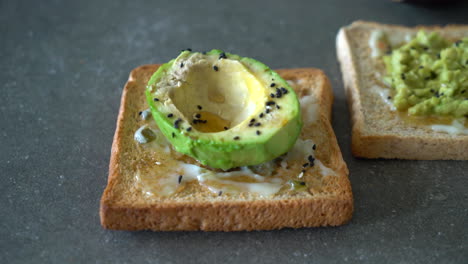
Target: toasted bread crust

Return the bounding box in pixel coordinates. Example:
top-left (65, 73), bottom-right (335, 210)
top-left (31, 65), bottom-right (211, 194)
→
top-left (337, 21), bottom-right (468, 160)
top-left (100, 65), bottom-right (352, 231)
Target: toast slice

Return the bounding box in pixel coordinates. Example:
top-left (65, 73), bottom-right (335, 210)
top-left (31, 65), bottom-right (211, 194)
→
top-left (100, 65), bottom-right (352, 231)
top-left (337, 21), bottom-right (468, 160)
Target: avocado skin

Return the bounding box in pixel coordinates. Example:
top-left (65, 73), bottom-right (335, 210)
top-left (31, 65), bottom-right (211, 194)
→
top-left (146, 50), bottom-right (302, 170)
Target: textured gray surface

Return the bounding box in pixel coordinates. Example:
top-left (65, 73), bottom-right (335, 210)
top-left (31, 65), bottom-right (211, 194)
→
top-left (1, 0), bottom-right (467, 263)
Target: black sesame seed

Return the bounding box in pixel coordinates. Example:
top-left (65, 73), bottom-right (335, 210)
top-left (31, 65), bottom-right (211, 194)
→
top-left (181, 48), bottom-right (192, 52)
top-left (256, 130), bottom-right (261, 135)
top-left (308, 155), bottom-right (315, 163)
top-left (266, 101), bottom-right (276, 106)
top-left (219, 52), bottom-right (227, 59)
top-left (224, 126), bottom-right (229, 130)
top-left (138, 111), bottom-right (142, 116)
top-left (302, 163), bottom-right (309, 168)
top-left (259, 113), bottom-right (264, 118)
top-left (186, 127), bottom-right (192, 132)
top-left (275, 88), bottom-right (283, 98)
top-left (280, 87), bottom-right (288, 94)
top-left (180, 62), bottom-right (184, 68)
top-left (430, 71), bottom-right (437, 80)
top-left (435, 92), bottom-right (440, 98)
top-left (419, 65), bottom-right (424, 69)
top-left (218, 191), bottom-right (223, 196)
top-left (174, 118), bottom-right (182, 129)
top-left (250, 118), bottom-right (256, 123)
top-left (270, 93), bottom-right (276, 98)
top-left (197, 105), bottom-right (203, 110)
top-left (387, 96), bottom-right (392, 100)
top-left (167, 113), bottom-right (174, 118)
top-left (213, 65), bottom-right (219, 71)
top-left (299, 181), bottom-right (306, 186)
top-left (178, 175), bottom-right (183, 184)
top-left (233, 136), bottom-right (240, 140)
top-left (276, 105), bottom-right (281, 109)
top-left (172, 132), bottom-right (175, 138)
top-left (254, 122), bottom-right (261, 127)
top-left (312, 144), bottom-right (316, 150)
top-left (248, 123), bottom-right (253, 127)
top-left (154, 98), bottom-right (159, 101)
top-left (194, 119), bottom-right (206, 124)
top-left (266, 109), bottom-right (270, 114)
top-left (195, 114), bottom-right (201, 119)
top-left (270, 83), bottom-right (276, 87)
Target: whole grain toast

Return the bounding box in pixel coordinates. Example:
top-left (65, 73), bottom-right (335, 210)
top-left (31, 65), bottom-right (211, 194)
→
top-left (337, 21), bottom-right (468, 160)
top-left (100, 65), bottom-right (353, 231)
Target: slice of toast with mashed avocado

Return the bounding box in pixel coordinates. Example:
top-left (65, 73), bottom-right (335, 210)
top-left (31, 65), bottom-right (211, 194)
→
top-left (100, 51), bottom-right (352, 231)
top-left (337, 21), bottom-right (468, 160)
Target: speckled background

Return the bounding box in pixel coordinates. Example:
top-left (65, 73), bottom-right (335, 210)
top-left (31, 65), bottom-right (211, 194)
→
top-left (1, 0), bottom-right (467, 263)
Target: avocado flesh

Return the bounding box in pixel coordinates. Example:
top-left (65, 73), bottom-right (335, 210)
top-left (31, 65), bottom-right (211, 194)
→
top-left (146, 50), bottom-right (302, 170)
top-left (383, 31), bottom-right (468, 117)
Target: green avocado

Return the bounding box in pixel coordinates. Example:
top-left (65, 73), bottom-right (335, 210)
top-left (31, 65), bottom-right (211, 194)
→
top-left (146, 49), bottom-right (302, 170)
top-left (383, 31), bottom-right (468, 117)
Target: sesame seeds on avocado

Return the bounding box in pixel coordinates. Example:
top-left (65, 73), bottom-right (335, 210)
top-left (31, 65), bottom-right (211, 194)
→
top-left (146, 49), bottom-right (302, 170)
top-left (383, 31), bottom-right (468, 117)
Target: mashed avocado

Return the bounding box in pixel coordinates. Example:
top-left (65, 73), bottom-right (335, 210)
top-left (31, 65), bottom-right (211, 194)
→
top-left (383, 31), bottom-right (468, 117)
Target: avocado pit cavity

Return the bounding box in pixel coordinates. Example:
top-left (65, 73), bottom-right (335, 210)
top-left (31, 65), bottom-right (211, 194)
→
top-left (170, 59), bottom-right (263, 133)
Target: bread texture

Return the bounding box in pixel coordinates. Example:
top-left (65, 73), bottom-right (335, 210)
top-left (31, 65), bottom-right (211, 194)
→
top-left (337, 21), bottom-right (468, 160)
top-left (100, 65), bottom-right (352, 231)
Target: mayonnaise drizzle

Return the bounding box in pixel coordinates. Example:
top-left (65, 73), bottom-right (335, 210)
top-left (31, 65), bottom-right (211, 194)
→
top-left (431, 119), bottom-right (468, 135)
top-left (371, 85), bottom-right (396, 111)
top-left (369, 30), bottom-right (385, 58)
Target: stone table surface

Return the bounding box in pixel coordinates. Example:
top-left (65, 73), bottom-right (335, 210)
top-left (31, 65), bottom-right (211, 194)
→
top-left (1, 0), bottom-right (467, 263)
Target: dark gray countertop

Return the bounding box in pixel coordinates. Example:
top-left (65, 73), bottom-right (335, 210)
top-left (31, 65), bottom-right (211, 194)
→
top-left (1, 0), bottom-right (467, 263)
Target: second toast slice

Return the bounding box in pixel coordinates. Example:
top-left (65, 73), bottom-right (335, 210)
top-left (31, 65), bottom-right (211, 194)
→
top-left (337, 21), bottom-right (468, 160)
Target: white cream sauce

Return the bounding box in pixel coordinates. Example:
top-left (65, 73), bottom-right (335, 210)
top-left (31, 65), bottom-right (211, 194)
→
top-left (371, 85), bottom-right (396, 111)
top-left (135, 162), bottom-right (283, 197)
top-left (431, 119), bottom-right (468, 135)
top-left (369, 30), bottom-right (385, 58)
top-left (300, 95), bottom-right (319, 124)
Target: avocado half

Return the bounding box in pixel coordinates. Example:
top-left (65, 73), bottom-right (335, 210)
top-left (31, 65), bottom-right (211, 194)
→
top-left (146, 49), bottom-right (302, 170)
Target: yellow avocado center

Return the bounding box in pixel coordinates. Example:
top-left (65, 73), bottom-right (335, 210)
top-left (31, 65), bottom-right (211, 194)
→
top-left (170, 60), bottom-right (266, 132)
